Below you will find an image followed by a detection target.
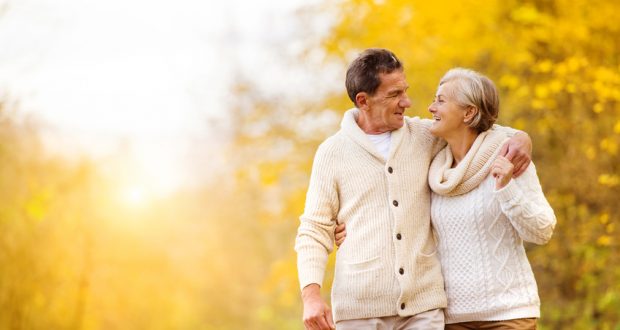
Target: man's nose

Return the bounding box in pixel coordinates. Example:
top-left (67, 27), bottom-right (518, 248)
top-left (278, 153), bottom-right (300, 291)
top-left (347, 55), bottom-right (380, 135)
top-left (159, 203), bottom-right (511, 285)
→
top-left (400, 95), bottom-right (412, 108)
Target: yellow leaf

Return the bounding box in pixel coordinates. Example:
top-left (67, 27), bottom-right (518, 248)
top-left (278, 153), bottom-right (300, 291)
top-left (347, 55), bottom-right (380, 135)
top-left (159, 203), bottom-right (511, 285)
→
top-left (499, 74), bottom-right (520, 90)
top-left (511, 5), bottom-right (541, 24)
top-left (600, 138), bottom-right (618, 155)
top-left (607, 223), bottom-right (616, 234)
top-left (549, 79), bottom-right (563, 93)
top-left (535, 85), bottom-right (549, 98)
top-left (599, 213), bottom-right (609, 225)
top-left (513, 118), bottom-right (527, 131)
top-left (531, 99), bottom-right (545, 110)
top-left (593, 103), bottom-right (604, 113)
top-left (259, 162), bottom-right (285, 186)
top-left (25, 191), bottom-right (51, 221)
top-left (598, 174), bottom-right (620, 187)
top-left (596, 235), bottom-right (611, 247)
top-left (567, 56), bottom-right (586, 72)
top-left (537, 60), bottom-right (553, 73)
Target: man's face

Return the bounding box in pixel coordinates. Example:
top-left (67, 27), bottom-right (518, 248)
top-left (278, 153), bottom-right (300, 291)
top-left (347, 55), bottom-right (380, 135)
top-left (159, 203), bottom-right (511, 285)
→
top-left (364, 70), bottom-right (411, 133)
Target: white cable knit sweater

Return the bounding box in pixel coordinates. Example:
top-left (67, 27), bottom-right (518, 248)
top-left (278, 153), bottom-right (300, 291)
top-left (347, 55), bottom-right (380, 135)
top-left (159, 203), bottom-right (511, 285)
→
top-left (429, 133), bottom-right (557, 324)
top-left (295, 109), bottom-right (448, 322)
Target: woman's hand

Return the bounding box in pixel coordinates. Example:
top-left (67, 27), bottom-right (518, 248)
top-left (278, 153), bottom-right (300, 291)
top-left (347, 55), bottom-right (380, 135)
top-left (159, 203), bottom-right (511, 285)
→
top-left (499, 131), bottom-right (532, 177)
top-left (335, 222), bottom-right (346, 247)
top-left (491, 156), bottom-right (514, 190)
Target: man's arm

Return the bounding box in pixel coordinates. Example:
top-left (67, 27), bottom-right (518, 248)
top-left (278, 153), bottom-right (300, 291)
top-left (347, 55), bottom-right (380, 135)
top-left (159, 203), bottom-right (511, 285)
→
top-left (492, 125), bottom-right (532, 177)
top-left (415, 118), bottom-right (448, 158)
top-left (416, 118), bottom-right (531, 171)
top-left (295, 143), bottom-right (338, 330)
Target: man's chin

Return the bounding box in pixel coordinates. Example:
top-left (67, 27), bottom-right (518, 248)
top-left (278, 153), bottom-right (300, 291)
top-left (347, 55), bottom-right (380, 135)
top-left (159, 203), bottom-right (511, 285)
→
top-left (391, 120), bottom-right (405, 130)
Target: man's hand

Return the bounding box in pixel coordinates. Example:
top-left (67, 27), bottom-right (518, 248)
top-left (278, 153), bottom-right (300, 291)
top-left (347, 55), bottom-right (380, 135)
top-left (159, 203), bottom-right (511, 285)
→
top-left (335, 222), bottom-right (346, 247)
top-left (302, 284), bottom-right (335, 330)
top-left (499, 131), bottom-right (532, 177)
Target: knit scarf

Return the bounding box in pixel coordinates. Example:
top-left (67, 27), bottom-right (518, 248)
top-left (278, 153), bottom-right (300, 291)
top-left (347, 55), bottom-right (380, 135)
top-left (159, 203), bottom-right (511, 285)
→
top-left (429, 129), bottom-right (510, 196)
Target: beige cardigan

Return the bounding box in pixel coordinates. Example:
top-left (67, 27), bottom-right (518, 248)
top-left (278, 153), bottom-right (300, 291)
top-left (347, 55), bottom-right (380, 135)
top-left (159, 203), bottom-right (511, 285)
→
top-left (295, 108), bottom-right (448, 322)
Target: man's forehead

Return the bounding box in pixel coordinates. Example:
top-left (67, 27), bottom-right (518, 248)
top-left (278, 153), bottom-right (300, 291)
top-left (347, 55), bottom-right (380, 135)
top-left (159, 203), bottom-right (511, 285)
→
top-left (379, 71), bottom-right (408, 89)
top-left (387, 82), bottom-right (408, 90)
top-left (385, 81), bottom-right (408, 91)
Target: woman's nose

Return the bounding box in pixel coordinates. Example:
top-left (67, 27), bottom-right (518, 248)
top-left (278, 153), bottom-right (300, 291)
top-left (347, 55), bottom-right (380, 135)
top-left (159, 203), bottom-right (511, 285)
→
top-left (428, 103), bottom-right (435, 113)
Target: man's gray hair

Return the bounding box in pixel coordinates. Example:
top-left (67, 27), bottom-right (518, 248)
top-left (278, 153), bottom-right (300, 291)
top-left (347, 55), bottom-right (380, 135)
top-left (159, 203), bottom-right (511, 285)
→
top-left (345, 48), bottom-right (403, 107)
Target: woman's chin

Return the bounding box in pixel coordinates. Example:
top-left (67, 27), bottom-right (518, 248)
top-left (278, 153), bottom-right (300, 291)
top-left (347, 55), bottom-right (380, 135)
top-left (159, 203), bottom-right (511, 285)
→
top-left (429, 124), bottom-right (443, 138)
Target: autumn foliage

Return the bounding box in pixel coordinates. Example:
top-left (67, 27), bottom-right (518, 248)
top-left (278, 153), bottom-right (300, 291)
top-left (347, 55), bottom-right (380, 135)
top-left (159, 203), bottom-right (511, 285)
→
top-left (1, 0), bottom-right (619, 329)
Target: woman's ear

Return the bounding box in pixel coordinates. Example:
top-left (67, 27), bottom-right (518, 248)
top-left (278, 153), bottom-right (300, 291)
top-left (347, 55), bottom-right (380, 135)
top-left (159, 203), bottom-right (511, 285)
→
top-left (356, 92), bottom-right (369, 110)
top-left (463, 106), bottom-right (478, 123)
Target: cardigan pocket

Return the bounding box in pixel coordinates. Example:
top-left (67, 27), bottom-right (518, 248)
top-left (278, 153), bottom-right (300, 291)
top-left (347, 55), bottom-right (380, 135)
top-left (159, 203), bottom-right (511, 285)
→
top-left (344, 255), bottom-right (382, 272)
top-left (412, 237), bottom-right (445, 296)
top-left (418, 236), bottom-right (438, 257)
top-left (333, 255), bottom-right (388, 299)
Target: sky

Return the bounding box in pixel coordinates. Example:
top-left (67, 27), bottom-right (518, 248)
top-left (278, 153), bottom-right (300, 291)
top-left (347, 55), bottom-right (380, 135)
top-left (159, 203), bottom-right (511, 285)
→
top-left (0, 0), bottom-right (332, 195)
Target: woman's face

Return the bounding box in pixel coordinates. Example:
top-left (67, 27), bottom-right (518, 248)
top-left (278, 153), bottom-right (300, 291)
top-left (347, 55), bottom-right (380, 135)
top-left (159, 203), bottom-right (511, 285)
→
top-left (428, 81), bottom-right (468, 138)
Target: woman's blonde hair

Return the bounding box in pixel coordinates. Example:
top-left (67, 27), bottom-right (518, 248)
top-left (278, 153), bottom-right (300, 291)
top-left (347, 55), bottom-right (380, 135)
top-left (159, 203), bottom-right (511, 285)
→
top-left (439, 68), bottom-right (499, 133)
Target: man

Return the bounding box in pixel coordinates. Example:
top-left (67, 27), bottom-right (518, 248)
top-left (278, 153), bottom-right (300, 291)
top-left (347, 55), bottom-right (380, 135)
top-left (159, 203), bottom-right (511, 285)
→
top-left (295, 48), bottom-right (531, 330)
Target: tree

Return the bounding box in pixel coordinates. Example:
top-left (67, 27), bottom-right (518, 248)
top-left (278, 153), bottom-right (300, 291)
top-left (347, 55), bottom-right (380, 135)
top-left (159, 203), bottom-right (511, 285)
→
top-left (226, 0), bottom-right (619, 328)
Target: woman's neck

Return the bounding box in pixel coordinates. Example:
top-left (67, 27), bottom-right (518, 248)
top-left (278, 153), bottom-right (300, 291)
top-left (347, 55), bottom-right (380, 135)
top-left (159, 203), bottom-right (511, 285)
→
top-left (445, 128), bottom-right (479, 167)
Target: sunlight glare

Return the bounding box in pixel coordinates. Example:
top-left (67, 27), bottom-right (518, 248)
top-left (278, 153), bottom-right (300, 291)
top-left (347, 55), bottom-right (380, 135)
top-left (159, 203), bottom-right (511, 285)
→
top-left (122, 186), bottom-right (147, 208)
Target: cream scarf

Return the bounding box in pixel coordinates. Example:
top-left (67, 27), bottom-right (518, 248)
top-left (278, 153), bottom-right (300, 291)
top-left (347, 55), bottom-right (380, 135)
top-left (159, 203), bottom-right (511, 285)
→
top-left (429, 129), bottom-right (510, 196)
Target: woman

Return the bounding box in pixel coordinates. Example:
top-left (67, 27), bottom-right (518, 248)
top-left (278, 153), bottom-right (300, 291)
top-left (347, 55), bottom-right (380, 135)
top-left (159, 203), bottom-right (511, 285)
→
top-left (336, 68), bottom-right (556, 329)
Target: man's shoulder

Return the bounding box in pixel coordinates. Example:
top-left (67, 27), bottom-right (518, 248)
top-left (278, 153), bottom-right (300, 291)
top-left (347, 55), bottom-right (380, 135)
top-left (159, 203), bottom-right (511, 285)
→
top-left (404, 115), bottom-right (432, 128)
top-left (314, 130), bottom-right (348, 156)
top-left (403, 116), bottom-right (434, 137)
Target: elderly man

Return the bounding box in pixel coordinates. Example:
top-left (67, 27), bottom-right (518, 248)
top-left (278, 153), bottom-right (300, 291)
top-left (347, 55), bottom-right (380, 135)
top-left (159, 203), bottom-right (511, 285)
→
top-left (295, 48), bottom-right (531, 330)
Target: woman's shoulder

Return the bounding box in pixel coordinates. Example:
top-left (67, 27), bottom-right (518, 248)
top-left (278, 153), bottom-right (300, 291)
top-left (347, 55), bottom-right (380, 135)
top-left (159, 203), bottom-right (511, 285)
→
top-left (513, 161), bottom-right (542, 186)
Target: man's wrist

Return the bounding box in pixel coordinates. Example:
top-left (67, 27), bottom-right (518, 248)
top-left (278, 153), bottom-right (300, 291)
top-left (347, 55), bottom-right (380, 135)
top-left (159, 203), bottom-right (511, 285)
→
top-left (301, 283), bottom-right (321, 301)
top-left (514, 131), bottom-right (533, 152)
top-left (514, 130), bottom-right (528, 139)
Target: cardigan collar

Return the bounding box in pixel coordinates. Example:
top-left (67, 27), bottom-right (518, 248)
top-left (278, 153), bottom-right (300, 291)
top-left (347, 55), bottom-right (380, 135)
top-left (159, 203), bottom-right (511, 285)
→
top-left (429, 129), bottom-right (510, 196)
top-left (341, 108), bottom-right (405, 162)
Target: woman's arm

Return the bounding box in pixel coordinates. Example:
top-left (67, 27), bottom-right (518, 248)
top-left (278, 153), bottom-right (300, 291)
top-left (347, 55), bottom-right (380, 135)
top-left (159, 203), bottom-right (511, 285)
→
top-left (493, 162), bottom-right (557, 244)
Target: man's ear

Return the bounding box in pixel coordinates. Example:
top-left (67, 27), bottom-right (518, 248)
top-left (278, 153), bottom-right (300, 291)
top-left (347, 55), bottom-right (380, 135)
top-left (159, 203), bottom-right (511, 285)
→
top-left (463, 106), bottom-right (478, 123)
top-left (356, 92), bottom-right (370, 110)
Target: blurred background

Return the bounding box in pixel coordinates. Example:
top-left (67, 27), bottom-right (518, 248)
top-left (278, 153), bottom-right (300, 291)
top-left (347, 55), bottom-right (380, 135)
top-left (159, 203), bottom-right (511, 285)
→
top-left (0, 0), bottom-right (618, 329)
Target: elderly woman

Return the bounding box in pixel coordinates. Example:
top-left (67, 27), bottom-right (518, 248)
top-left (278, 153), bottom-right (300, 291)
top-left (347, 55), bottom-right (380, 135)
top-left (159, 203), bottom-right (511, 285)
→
top-left (336, 68), bottom-right (556, 330)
